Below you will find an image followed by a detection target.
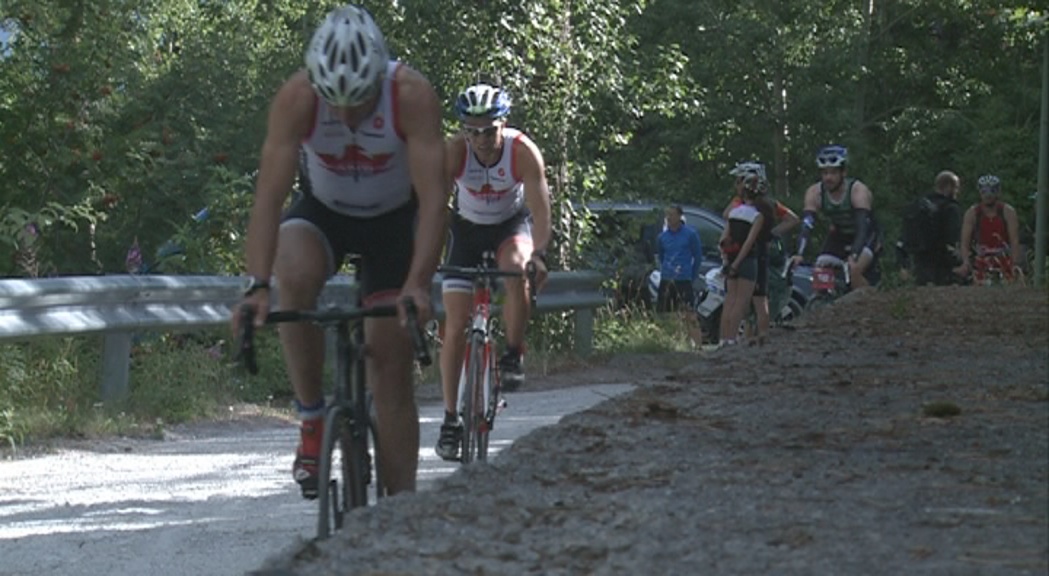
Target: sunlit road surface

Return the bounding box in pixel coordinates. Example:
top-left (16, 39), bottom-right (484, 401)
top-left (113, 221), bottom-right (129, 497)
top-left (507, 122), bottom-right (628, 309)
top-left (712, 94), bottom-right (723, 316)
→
top-left (0, 384), bottom-right (632, 576)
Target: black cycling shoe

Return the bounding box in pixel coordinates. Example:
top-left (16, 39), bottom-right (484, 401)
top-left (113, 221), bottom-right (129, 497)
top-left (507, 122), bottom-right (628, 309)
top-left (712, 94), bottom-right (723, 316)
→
top-left (498, 352), bottom-right (525, 392)
top-left (435, 422), bottom-right (462, 462)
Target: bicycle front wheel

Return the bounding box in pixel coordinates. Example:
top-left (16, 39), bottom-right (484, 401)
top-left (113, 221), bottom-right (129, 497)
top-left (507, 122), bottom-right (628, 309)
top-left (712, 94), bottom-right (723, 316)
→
top-left (344, 392), bottom-right (372, 511)
top-left (316, 406), bottom-right (349, 540)
top-left (461, 331), bottom-right (488, 464)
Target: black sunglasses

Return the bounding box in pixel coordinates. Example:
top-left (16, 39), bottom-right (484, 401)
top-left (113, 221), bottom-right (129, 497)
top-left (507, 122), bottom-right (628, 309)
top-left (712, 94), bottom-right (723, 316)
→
top-left (463, 125), bottom-right (499, 137)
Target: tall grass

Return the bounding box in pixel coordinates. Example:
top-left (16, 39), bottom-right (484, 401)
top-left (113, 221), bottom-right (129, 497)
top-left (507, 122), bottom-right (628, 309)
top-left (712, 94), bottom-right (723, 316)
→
top-left (1, 306), bottom-right (685, 450)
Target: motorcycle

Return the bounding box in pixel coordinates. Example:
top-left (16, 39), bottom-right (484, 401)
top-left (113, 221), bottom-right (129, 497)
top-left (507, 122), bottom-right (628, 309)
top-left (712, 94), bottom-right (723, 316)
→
top-left (695, 267), bottom-right (727, 343)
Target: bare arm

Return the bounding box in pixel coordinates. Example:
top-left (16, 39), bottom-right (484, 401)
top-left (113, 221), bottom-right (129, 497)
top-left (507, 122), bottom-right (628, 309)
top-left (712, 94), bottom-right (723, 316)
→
top-left (516, 136), bottom-right (552, 254)
top-left (793, 184), bottom-right (822, 258)
top-left (803, 184), bottom-right (822, 212)
top-left (772, 201), bottom-right (800, 237)
top-left (850, 181), bottom-right (874, 210)
top-left (245, 72), bottom-right (314, 282)
top-left (444, 136), bottom-right (466, 197)
top-left (1004, 204), bottom-right (1021, 259)
top-left (397, 67), bottom-right (448, 291)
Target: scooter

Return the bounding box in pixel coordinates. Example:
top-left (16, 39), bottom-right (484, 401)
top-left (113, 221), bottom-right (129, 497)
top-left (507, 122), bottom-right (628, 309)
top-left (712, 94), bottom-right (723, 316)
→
top-left (695, 267), bottom-right (728, 343)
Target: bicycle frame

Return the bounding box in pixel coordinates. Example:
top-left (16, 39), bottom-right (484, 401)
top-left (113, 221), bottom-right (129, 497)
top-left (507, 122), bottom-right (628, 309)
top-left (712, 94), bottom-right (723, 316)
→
top-left (440, 252), bottom-right (535, 464)
top-left (235, 296), bottom-right (430, 540)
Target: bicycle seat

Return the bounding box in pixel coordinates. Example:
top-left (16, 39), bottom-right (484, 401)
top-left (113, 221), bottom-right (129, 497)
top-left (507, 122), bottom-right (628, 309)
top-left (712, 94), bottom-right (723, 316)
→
top-left (814, 254), bottom-right (847, 268)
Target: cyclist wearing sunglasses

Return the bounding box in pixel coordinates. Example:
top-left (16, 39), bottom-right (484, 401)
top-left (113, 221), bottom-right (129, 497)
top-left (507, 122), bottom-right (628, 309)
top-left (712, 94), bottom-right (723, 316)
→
top-left (792, 145), bottom-right (881, 288)
top-left (435, 83), bottom-right (551, 462)
top-left (232, 5), bottom-right (448, 498)
top-left (954, 174), bottom-right (1021, 282)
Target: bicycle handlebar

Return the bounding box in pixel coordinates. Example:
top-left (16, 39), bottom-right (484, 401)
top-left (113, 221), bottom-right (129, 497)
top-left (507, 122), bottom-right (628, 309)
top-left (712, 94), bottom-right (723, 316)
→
top-left (234, 299), bottom-right (431, 375)
top-left (437, 265), bottom-right (525, 279)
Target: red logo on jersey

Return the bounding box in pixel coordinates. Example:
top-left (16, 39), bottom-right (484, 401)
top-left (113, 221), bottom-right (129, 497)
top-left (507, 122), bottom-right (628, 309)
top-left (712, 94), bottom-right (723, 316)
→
top-left (468, 184), bottom-right (506, 205)
top-left (373, 115), bottom-right (385, 130)
top-left (316, 145), bottom-right (395, 177)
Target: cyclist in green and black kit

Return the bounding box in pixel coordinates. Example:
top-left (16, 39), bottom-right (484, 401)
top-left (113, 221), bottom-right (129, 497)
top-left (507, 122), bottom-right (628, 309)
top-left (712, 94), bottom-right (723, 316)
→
top-left (791, 145), bottom-right (882, 287)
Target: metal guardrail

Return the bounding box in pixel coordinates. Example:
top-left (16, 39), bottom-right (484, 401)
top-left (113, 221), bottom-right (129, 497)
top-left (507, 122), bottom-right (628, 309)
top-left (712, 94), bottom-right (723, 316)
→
top-left (0, 272), bottom-right (608, 403)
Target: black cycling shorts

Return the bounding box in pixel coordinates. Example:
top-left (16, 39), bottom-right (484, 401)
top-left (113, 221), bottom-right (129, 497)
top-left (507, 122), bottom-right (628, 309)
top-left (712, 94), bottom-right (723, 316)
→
top-left (442, 212), bottom-right (532, 292)
top-left (281, 192), bottom-right (416, 304)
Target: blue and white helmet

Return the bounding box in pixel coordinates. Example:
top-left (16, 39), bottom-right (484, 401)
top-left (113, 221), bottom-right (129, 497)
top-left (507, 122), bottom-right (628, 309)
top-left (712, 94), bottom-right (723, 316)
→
top-left (816, 145), bottom-right (848, 168)
top-left (455, 83), bottom-right (512, 119)
top-left (305, 5), bottom-right (389, 107)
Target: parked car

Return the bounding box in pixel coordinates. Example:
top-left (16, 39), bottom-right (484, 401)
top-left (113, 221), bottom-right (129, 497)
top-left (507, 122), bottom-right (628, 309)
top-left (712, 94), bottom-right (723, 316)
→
top-left (577, 200), bottom-right (812, 324)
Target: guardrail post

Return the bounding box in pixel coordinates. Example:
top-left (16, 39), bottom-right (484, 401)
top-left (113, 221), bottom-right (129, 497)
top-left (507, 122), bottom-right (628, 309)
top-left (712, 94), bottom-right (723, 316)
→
top-left (100, 332), bottom-right (133, 404)
top-left (573, 308), bottom-right (595, 356)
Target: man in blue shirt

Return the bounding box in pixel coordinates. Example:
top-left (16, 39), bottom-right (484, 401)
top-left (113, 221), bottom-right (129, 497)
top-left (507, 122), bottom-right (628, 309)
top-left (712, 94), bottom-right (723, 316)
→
top-left (656, 205), bottom-right (704, 347)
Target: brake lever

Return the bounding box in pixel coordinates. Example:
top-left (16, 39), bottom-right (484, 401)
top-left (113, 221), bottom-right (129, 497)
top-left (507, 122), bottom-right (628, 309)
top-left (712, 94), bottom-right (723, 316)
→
top-left (401, 298), bottom-right (432, 367)
top-left (233, 305), bottom-right (259, 375)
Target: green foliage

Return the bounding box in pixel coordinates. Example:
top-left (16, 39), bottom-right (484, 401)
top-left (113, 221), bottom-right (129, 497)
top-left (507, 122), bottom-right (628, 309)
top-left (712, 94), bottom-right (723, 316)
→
top-left (593, 305), bottom-right (695, 353)
top-left (0, 329), bottom-right (289, 448)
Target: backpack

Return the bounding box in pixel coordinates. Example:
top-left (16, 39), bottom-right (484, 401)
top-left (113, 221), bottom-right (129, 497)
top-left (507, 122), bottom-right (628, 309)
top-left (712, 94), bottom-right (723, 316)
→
top-left (902, 193), bottom-right (952, 255)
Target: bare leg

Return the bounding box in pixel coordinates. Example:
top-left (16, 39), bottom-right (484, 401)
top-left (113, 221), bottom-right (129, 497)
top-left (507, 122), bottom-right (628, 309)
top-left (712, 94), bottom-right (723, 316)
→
top-left (850, 250), bottom-right (874, 289)
top-left (365, 314), bottom-right (419, 495)
top-left (720, 279), bottom-right (740, 343)
top-left (753, 295), bottom-right (770, 342)
top-left (438, 290), bottom-right (472, 415)
top-left (498, 239), bottom-right (531, 351)
top-left (273, 222), bottom-right (330, 407)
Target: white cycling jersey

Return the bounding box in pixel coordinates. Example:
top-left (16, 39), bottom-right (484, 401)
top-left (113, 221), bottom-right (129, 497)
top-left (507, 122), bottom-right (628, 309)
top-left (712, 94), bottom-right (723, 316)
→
top-left (300, 61), bottom-right (412, 218)
top-left (453, 127), bottom-right (528, 225)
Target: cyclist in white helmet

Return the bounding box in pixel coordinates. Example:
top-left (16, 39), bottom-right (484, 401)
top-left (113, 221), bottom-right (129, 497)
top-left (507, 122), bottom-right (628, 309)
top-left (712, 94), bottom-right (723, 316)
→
top-left (792, 145), bottom-right (881, 288)
top-left (232, 4), bottom-right (448, 499)
top-left (434, 82), bottom-right (552, 462)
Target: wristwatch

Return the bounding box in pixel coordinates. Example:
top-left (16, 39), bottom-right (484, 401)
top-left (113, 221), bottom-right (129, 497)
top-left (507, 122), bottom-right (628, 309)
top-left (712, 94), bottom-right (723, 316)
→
top-left (242, 276), bottom-right (270, 297)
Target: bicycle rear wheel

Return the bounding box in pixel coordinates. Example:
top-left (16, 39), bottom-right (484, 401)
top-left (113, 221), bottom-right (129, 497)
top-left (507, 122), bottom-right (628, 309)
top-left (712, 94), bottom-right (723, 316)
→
top-left (460, 332), bottom-right (487, 464)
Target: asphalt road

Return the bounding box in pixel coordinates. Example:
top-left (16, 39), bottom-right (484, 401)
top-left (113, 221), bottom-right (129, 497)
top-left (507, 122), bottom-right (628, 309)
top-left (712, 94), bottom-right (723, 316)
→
top-left (0, 384), bottom-right (632, 576)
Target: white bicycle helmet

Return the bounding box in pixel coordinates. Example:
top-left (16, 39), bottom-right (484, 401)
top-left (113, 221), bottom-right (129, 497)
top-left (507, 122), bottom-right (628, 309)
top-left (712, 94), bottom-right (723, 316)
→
top-left (305, 5), bottom-right (389, 107)
top-left (730, 161), bottom-right (768, 196)
top-left (455, 83), bottom-right (512, 119)
top-left (977, 174), bottom-right (1001, 195)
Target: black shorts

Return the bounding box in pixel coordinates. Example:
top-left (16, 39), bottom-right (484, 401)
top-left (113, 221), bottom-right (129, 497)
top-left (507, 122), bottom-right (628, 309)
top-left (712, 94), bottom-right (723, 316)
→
top-left (657, 280), bottom-right (695, 313)
top-left (442, 212), bottom-right (532, 292)
top-left (821, 225), bottom-right (882, 260)
top-left (820, 229), bottom-right (883, 286)
top-left (281, 193), bottom-right (416, 303)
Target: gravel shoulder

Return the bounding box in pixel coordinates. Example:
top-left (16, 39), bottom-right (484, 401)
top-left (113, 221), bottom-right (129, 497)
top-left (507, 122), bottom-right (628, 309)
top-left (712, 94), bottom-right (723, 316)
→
top-left (254, 285), bottom-right (1049, 576)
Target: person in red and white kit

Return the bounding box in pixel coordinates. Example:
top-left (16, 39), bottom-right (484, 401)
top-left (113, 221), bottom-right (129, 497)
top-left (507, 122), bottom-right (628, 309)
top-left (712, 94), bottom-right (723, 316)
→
top-left (434, 83), bottom-right (552, 462)
top-left (231, 5), bottom-right (448, 499)
top-left (954, 174), bottom-right (1022, 283)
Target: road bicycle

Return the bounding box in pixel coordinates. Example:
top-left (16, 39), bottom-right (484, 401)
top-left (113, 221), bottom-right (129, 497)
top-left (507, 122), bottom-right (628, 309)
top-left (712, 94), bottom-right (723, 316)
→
top-left (438, 251), bottom-right (537, 464)
top-left (234, 286), bottom-right (430, 540)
